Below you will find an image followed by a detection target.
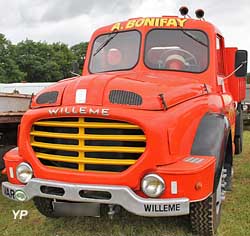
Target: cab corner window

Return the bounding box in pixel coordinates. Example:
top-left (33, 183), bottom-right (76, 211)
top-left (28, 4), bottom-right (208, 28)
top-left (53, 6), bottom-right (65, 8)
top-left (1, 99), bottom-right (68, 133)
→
top-left (216, 35), bottom-right (225, 75)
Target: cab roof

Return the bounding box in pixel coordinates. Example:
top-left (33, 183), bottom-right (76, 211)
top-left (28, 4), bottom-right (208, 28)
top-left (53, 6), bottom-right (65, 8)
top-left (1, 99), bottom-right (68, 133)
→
top-left (91, 16), bottom-right (222, 37)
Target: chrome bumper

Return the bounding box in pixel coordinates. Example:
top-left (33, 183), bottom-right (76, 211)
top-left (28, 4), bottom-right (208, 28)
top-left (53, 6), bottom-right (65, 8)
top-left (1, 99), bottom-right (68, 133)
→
top-left (2, 178), bottom-right (189, 216)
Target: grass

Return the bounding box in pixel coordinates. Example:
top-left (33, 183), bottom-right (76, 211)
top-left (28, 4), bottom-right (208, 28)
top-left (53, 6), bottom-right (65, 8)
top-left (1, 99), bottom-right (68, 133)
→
top-left (1, 131), bottom-right (250, 236)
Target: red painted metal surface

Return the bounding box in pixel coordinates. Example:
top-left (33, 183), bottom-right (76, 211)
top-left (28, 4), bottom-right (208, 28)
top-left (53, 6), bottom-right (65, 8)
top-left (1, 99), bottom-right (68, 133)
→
top-left (3, 16), bottom-right (242, 202)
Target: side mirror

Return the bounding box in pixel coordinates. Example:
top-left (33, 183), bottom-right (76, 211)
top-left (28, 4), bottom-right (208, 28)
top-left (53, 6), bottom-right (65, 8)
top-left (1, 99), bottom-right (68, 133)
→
top-left (71, 61), bottom-right (80, 77)
top-left (72, 61), bottom-right (80, 75)
top-left (235, 50), bottom-right (248, 77)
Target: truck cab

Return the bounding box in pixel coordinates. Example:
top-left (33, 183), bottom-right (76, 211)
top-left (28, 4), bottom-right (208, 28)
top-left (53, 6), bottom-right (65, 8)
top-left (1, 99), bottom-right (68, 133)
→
top-left (1, 9), bottom-right (248, 236)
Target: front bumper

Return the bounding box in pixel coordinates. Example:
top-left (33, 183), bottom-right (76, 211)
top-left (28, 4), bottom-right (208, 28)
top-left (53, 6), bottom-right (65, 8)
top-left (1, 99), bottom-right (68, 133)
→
top-left (2, 178), bottom-right (189, 217)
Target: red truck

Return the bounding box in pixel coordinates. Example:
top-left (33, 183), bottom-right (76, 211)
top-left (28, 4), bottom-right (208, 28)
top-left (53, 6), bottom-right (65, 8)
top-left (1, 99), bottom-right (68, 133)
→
top-left (1, 8), bottom-right (248, 236)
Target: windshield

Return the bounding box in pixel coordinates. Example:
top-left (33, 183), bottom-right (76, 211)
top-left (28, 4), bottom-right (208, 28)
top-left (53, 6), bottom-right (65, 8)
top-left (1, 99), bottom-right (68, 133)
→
top-left (89, 30), bottom-right (141, 73)
top-left (144, 29), bottom-right (209, 73)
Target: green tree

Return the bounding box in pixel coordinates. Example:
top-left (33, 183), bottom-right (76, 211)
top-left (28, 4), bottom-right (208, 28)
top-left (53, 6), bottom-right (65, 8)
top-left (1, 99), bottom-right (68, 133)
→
top-left (51, 42), bottom-right (77, 79)
top-left (0, 35), bottom-right (89, 83)
top-left (0, 34), bottom-right (25, 83)
top-left (70, 42), bottom-right (88, 73)
top-left (15, 40), bottom-right (76, 82)
top-left (247, 72), bottom-right (250, 84)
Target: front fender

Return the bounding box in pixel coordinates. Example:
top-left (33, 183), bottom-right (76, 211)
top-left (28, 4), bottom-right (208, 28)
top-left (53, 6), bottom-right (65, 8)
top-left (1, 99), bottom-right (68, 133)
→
top-left (191, 113), bottom-right (230, 191)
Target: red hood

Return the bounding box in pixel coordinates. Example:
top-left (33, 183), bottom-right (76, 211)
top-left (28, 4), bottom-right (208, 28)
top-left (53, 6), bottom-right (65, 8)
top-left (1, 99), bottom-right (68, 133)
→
top-left (36, 73), bottom-right (208, 110)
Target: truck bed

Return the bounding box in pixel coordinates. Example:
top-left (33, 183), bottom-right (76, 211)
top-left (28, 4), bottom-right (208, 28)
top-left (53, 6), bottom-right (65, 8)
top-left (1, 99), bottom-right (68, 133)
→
top-left (0, 82), bottom-right (54, 123)
top-left (0, 93), bottom-right (31, 123)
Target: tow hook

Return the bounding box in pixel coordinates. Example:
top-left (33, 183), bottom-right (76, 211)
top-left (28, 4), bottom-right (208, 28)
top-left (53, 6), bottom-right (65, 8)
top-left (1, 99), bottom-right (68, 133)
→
top-left (107, 204), bottom-right (121, 219)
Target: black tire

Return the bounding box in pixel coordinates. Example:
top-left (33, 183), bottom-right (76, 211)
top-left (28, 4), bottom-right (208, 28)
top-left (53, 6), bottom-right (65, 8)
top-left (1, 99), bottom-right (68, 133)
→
top-left (0, 145), bottom-right (16, 171)
top-left (190, 171), bottom-right (223, 236)
top-left (33, 197), bottom-right (59, 218)
top-left (224, 163), bottom-right (233, 191)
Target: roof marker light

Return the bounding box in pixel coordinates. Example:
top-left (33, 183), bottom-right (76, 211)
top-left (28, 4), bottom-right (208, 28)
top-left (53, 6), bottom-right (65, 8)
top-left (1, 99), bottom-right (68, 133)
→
top-left (179, 6), bottom-right (190, 18)
top-left (195, 9), bottom-right (205, 20)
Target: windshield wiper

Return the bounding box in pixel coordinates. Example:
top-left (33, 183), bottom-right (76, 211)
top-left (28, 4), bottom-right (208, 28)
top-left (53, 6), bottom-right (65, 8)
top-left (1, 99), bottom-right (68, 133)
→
top-left (182, 30), bottom-right (208, 47)
top-left (93, 32), bottom-right (118, 56)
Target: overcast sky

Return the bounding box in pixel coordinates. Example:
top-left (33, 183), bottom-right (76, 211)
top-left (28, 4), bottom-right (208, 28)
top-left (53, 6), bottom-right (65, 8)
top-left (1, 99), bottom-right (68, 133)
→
top-left (1, 0), bottom-right (249, 69)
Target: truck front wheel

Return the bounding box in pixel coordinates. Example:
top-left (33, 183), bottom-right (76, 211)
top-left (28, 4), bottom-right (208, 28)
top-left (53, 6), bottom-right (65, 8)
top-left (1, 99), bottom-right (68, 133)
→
top-left (190, 170), bottom-right (225, 236)
top-left (33, 197), bottom-right (59, 218)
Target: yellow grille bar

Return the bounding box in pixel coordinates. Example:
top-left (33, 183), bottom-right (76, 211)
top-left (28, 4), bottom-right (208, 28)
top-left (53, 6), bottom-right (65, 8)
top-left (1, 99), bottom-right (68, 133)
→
top-left (30, 131), bottom-right (146, 142)
top-left (36, 152), bottom-right (136, 165)
top-left (31, 117), bottom-right (146, 172)
top-left (34, 121), bottom-right (140, 129)
top-left (31, 141), bottom-right (145, 153)
top-left (78, 117), bottom-right (85, 171)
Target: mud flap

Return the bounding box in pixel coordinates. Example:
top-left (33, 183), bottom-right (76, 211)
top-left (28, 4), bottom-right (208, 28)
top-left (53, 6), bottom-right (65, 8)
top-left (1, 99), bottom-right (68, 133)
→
top-left (234, 103), bottom-right (243, 154)
top-left (191, 113), bottom-right (230, 191)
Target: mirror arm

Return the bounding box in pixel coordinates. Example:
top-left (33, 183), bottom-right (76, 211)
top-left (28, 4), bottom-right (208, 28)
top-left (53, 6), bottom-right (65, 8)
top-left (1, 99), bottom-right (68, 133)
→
top-left (224, 60), bottom-right (247, 80)
top-left (217, 60), bottom-right (247, 93)
top-left (70, 71), bottom-right (81, 77)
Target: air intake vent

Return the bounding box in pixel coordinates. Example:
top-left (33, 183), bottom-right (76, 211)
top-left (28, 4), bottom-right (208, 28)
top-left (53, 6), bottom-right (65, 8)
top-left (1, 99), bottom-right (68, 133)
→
top-left (109, 90), bottom-right (142, 106)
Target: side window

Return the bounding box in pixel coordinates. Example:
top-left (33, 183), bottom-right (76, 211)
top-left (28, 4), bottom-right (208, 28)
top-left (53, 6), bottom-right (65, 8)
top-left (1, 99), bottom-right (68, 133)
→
top-left (216, 35), bottom-right (225, 75)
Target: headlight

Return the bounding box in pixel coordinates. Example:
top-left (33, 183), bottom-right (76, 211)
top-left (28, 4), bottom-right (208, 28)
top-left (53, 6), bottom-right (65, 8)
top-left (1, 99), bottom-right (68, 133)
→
top-left (16, 163), bottom-right (33, 183)
top-left (242, 104), bottom-right (248, 111)
top-left (141, 174), bottom-right (165, 198)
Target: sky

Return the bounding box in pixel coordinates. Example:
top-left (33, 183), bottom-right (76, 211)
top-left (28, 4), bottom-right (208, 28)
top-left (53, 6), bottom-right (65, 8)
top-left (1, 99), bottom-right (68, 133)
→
top-left (1, 0), bottom-right (250, 69)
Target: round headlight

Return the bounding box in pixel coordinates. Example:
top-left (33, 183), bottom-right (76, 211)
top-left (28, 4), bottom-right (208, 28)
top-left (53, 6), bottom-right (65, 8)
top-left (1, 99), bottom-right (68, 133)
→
top-left (16, 163), bottom-right (33, 183)
top-left (242, 104), bottom-right (248, 111)
top-left (141, 174), bottom-right (165, 198)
